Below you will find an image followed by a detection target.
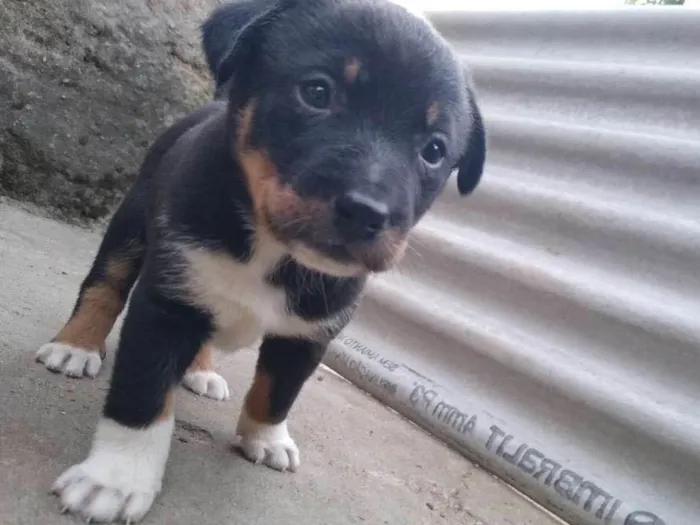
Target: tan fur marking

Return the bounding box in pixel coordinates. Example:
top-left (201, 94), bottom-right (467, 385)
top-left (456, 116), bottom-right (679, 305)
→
top-left (244, 371), bottom-right (272, 423)
top-left (382, 229), bottom-right (409, 267)
top-left (426, 102), bottom-right (440, 126)
top-left (236, 100), bottom-right (279, 230)
top-left (350, 228), bottom-right (408, 272)
top-left (188, 344), bottom-right (214, 372)
top-left (236, 100), bottom-right (333, 233)
top-left (105, 257), bottom-right (132, 283)
top-left (158, 389), bottom-right (174, 422)
top-left (53, 257), bottom-right (133, 355)
top-left (268, 185), bottom-right (331, 225)
top-left (292, 244), bottom-right (363, 277)
top-left (343, 57), bottom-right (361, 84)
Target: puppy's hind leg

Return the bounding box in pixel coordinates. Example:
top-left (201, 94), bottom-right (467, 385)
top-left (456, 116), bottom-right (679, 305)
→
top-left (182, 344), bottom-right (231, 401)
top-left (36, 185), bottom-right (147, 379)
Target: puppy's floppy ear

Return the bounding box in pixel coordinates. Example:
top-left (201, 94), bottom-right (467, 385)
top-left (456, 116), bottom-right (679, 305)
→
top-left (456, 84), bottom-right (487, 196)
top-left (211, 0), bottom-right (297, 103)
top-left (200, 1), bottom-right (263, 87)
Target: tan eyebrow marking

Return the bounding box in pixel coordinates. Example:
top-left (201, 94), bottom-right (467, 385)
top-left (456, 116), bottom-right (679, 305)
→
top-left (344, 57), bottom-right (362, 84)
top-left (426, 101), bottom-right (440, 126)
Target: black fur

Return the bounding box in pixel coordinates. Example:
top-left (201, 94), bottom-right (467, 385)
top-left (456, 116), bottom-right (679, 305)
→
top-left (104, 282), bottom-right (213, 427)
top-left (98, 0), bottom-right (484, 429)
top-left (267, 256), bottom-right (365, 321)
top-left (256, 336), bottom-right (327, 424)
top-left (202, 0), bottom-right (487, 200)
top-left (45, 1), bottom-right (486, 513)
top-left (202, 0), bottom-right (286, 101)
top-left (457, 87), bottom-right (487, 195)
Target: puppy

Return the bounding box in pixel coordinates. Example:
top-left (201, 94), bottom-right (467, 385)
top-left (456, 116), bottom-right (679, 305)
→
top-left (36, 0), bottom-right (486, 522)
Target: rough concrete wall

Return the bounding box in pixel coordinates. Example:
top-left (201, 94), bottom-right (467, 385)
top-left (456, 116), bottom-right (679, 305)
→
top-left (0, 0), bottom-right (220, 222)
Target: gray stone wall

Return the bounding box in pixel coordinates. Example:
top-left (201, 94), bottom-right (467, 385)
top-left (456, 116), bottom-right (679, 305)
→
top-left (0, 0), bottom-right (220, 222)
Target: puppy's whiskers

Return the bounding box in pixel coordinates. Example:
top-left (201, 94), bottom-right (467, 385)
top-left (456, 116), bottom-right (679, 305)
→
top-left (279, 216), bottom-right (307, 233)
top-left (405, 241), bottom-right (423, 259)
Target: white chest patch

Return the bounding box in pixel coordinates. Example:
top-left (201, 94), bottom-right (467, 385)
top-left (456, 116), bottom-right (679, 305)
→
top-left (178, 237), bottom-right (321, 350)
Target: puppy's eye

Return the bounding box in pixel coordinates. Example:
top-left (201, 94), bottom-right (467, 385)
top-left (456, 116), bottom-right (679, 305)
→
top-left (420, 138), bottom-right (446, 167)
top-left (298, 77), bottom-right (333, 110)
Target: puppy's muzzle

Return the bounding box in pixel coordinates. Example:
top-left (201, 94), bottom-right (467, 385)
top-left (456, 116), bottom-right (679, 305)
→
top-left (333, 191), bottom-right (389, 243)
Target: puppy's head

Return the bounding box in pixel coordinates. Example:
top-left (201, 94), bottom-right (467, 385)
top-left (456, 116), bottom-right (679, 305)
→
top-left (217, 0), bottom-right (486, 277)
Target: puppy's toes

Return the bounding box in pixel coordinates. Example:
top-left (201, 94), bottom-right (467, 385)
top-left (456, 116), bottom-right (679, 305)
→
top-left (36, 342), bottom-right (103, 379)
top-left (182, 370), bottom-right (230, 401)
top-left (234, 414), bottom-right (300, 473)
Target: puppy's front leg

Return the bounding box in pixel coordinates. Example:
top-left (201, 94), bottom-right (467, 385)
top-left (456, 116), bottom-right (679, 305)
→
top-left (51, 283), bottom-right (211, 524)
top-left (235, 336), bottom-right (325, 472)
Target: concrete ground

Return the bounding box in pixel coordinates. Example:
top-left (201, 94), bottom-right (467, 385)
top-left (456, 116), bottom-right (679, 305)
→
top-left (0, 201), bottom-right (560, 525)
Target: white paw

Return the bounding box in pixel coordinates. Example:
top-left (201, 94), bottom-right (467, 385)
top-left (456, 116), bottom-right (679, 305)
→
top-left (52, 464), bottom-right (157, 523)
top-left (233, 412), bottom-right (300, 472)
top-left (182, 370), bottom-right (230, 401)
top-left (36, 342), bottom-right (102, 378)
top-left (51, 417), bottom-right (173, 523)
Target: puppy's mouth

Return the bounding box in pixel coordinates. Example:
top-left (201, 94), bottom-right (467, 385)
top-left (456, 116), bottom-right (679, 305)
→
top-left (266, 213), bottom-right (408, 277)
top-left (296, 236), bottom-right (407, 276)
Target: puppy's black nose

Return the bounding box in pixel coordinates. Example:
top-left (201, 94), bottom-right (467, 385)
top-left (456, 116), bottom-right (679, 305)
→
top-left (334, 191), bottom-right (389, 242)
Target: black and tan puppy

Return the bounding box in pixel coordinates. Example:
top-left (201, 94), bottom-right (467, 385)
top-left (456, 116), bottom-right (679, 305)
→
top-left (35, 0), bottom-right (486, 521)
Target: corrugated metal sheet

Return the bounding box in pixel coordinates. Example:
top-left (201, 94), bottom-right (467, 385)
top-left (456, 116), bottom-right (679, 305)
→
top-left (322, 9), bottom-right (700, 525)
